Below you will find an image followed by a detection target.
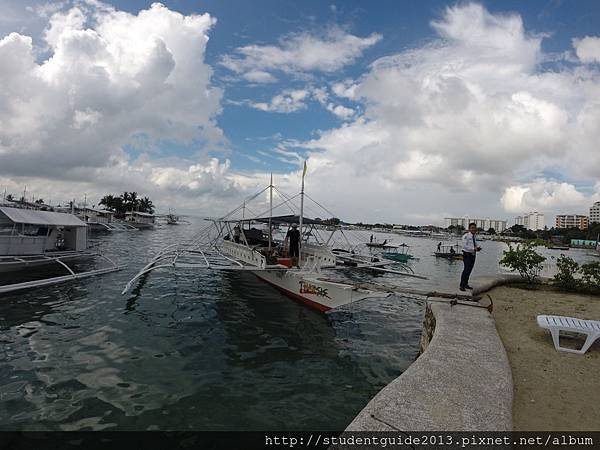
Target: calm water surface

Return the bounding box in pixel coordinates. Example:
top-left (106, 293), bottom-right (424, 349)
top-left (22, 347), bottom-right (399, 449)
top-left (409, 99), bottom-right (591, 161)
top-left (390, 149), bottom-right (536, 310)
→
top-left (0, 223), bottom-right (595, 430)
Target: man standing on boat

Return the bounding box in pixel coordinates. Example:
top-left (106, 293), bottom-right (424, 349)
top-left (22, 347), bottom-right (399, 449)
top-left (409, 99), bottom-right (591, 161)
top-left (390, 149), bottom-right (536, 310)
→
top-left (460, 222), bottom-right (481, 291)
top-left (285, 224), bottom-right (300, 265)
top-left (233, 224), bottom-right (241, 243)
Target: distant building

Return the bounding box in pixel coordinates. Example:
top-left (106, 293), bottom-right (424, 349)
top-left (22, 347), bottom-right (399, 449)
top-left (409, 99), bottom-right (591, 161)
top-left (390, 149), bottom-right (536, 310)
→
top-left (555, 214), bottom-right (588, 230)
top-left (515, 211), bottom-right (545, 231)
top-left (444, 217), bottom-right (507, 232)
top-left (590, 201), bottom-right (600, 224)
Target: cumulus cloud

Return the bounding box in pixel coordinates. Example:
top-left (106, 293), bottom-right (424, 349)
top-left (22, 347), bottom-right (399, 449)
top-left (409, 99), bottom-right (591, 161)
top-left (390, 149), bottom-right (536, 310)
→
top-left (245, 86), bottom-right (355, 119)
top-left (220, 26), bottom-right (381, 80)
top-left (500, 180), bottom-right (588, 213)
top-left (0, 2), bottom-right (224, 184)
top-left (573, 36), bottom-right (600, 63)
top-left (325, 103), bottom-right (354, 119)
top-left (249, 89), bottom-right (310, 113)
top-left (242, 70), bottom-right (277, 83)
top-left (0, 156), bottom-right (261, 215)
top-left (331, 80), bottom-right (358, 99)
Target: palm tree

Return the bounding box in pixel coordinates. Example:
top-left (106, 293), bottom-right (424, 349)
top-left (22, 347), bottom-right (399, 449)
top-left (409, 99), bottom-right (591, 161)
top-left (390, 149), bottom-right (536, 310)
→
top-left (122, 191), bottom-right (139, 211)
top-left (99, 194), bottom-right (116, 211)
top-left (139, 197), bottom-right (155, 214)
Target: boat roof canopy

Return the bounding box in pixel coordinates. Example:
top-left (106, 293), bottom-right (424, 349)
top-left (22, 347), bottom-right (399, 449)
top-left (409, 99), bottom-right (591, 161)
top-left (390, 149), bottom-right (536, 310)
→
top-left (233, 214), bottom-right (322, 225)
top-left (0, 207), bottom-right (86, 227)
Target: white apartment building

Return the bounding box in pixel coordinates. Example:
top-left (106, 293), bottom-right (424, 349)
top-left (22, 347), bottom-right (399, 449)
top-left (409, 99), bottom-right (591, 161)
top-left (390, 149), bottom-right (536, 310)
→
top-left (555, 214), bottom-right (588, 230)
top-left (444, 217), bottom-right (507, 232)
top-left (515, 211), bottom-right (545, 231)
top-left (590, 201), bottom-right (600, 224)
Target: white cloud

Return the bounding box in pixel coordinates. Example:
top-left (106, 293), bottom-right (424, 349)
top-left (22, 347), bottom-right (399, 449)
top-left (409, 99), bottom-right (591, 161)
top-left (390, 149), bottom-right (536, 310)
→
top-left (326, 103), bottom-right (354, 119)
top-left (220, 26), bottom-right (381, 79)
top-left (573, 36), bottom-right (600, 63)
top-left (331, 80), bottom-right (358, 99)
top-left (242, 70), bottom-right (277, 83)
top-left (0, 2), bottom-right (223, 181)
top-left (500, 180), bottom-right (588, 214)
top-left (249, 89), bottom-right (310, 113)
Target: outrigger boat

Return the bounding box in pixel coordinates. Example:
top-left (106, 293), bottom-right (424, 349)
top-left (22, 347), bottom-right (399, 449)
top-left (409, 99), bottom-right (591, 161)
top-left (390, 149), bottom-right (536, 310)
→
top-left (0, 206), bottom-right (121, 294)
top-left (381, 243), bottom-right (416, 263)
top-left (122, 175), bottom-right (426, 312)
top-left (156, 211), bottom-right (190, 225)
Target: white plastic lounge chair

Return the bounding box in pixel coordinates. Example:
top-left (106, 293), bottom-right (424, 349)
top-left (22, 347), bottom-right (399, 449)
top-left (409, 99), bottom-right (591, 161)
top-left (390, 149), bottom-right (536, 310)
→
top-left (537, 315), bottom-right (600, 355)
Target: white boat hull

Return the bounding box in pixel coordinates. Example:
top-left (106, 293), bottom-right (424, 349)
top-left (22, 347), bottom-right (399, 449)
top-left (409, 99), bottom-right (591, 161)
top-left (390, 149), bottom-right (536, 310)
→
top-left (253, 269), bottom-right (387, 312)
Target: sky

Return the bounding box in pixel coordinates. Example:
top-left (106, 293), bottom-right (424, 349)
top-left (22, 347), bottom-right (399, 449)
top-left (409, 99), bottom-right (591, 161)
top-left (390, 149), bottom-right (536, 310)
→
top-left (0, 0), bottom-right (599, 225)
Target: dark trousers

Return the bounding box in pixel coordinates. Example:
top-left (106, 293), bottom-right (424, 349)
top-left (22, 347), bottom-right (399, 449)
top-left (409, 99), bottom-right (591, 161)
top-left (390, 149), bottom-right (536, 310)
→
top-left (290, 243), bottom-right (299, 257)
top-left (460, 252), bottom-right (476, 288)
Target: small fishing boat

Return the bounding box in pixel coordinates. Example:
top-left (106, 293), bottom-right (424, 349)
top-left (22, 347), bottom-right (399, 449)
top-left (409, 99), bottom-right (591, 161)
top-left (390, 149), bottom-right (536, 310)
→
top-left (434, 243), bottom-right (463, 260)
top-left (365, 238), bottom-right (397, 249)
top-left (381, 243), bottom-right (415, 263)
top-left (0, 206), bottom-right (121, 294)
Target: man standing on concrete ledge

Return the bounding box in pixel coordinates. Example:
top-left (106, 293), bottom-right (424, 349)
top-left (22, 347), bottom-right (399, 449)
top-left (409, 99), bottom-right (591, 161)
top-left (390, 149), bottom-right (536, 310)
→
top-left (460, 222), bottom-right (482, 291)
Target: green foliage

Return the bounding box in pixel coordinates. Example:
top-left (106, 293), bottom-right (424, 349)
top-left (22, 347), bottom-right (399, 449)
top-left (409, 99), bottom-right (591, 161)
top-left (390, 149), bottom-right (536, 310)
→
top-left (500, 242), bottom-right (546, 284)
top-left (527, 238), bottom-right (547, 247)
top-left (580, 262), bottom-right (600, 293)
top-left (448, 224), bottom-right (465, 234)
top-left (553, 257), bottom-right (600, 293)
top-left (553, 255), bottom-right (579, 290)
top-left (99, 191), bottom-right (155, 215)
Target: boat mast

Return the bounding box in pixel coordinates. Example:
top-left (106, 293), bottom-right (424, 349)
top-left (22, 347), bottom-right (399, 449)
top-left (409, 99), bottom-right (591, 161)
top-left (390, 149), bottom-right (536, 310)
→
top-left (268, 173), bottom-right (273, 252)
top-left (299, 161), bottom-right (306, 266)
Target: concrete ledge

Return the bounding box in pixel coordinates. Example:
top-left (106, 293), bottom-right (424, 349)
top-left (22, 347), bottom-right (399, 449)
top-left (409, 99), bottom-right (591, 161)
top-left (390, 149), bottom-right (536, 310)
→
top-left (472, 274), bottom-right (551, 296)
top-left (346, 302), bottom-right (513, 431)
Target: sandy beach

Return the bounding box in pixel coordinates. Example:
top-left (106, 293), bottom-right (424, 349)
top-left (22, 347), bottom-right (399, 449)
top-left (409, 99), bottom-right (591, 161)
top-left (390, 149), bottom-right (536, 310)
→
top-left (489, 285), bottom-right (600, 430)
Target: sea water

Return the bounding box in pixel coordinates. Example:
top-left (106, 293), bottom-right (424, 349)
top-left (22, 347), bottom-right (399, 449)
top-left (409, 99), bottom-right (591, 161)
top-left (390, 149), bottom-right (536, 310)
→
top-left (0, 222), bottom-right (595, 430)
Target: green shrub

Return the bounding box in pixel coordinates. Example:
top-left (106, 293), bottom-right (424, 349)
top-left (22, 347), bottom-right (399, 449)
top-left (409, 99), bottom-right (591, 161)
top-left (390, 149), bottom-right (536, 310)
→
top-left (580, 262), bottom-right (600, 293)
top-left (500, 242), bottom-right (546, 284)
top-left (553, 255), bottom-right (580, 290)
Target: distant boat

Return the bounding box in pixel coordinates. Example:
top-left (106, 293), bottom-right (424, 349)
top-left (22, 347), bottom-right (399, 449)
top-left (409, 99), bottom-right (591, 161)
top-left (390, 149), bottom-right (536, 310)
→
top-left (124, 211), bottom-right (155, 229)
top-left (547, 246), bottom-right (569, 250)
top-left (366, 241), bottom-right (397, 249)
top-left (434, 243), bottom-right (463, 260)
top-left (381, 243), bottom-right (415, 263)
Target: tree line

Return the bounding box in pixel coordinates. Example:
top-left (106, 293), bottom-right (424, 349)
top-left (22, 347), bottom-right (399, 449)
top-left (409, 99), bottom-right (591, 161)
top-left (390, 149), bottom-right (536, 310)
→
top-left (99, 192), bottom-right (155, 215)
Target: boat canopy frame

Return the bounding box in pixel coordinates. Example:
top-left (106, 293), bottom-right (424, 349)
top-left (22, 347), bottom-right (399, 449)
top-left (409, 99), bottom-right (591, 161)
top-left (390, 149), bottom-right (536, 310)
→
top-left (122, 180), bottom-right (428, 296)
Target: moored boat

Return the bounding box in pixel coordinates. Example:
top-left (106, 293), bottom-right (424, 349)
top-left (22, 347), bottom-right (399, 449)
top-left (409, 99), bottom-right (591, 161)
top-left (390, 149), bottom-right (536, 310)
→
top-left (0, 206), bottom-right (121, 293)
top-left (122, 175), bottom-right (426, 312)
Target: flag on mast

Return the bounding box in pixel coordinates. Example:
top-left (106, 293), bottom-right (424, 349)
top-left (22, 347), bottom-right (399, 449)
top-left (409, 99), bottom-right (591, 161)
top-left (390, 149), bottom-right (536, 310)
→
top-left (302, 160), bottom-right (307, 179)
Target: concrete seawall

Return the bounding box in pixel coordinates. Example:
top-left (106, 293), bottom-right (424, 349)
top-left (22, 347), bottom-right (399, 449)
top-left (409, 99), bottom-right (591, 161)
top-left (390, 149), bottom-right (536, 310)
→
top-left (346, 292), bottom-right (514, 431)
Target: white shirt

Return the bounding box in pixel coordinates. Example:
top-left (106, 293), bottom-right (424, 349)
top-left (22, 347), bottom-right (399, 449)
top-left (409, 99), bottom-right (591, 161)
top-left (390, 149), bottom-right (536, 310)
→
top-left (462, 232), bottom-right (479, 253)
